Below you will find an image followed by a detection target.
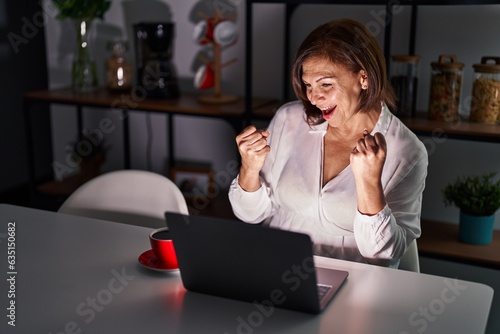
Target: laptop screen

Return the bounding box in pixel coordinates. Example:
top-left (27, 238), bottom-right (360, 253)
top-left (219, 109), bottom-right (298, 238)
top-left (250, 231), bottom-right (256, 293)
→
top-left (166, 212), bottom-right (348, 314)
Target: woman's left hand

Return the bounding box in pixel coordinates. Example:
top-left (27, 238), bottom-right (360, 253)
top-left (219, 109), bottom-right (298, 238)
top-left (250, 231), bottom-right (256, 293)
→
top-left (350, 130), bottom-right (387, 214)
top-left (350, 130), bottom-right (387, 180)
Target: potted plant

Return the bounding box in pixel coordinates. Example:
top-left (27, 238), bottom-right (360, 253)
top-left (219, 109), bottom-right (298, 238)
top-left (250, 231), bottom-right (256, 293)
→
top-left (67, 130), bottom-right (109, 183)
top-left (443, 172), bottom-right (500, 245)
top-left (52, 0), bottom-right (112, 91)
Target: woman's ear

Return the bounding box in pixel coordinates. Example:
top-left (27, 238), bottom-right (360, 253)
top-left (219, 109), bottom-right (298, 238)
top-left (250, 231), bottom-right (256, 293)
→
top-left (360, 71), bottom-right (368, 90)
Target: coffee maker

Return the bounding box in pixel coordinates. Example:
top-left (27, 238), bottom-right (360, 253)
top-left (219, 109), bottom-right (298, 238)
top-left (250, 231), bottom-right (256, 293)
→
top-left (133, 22), bottom-right (180, 99)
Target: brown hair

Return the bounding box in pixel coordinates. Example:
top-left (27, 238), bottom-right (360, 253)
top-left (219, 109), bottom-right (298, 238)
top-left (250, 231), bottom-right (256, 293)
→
top-left (291, 18), bottom-right (396, 125)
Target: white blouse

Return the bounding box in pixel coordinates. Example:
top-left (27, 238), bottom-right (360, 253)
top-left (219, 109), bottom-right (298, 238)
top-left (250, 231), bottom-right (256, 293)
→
top-left (229, 101), bottom-right (428, 267)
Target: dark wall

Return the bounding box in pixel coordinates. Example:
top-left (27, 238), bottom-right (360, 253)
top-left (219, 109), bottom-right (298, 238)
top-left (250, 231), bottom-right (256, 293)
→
top-left (0, 0), bottom-right (51, 192)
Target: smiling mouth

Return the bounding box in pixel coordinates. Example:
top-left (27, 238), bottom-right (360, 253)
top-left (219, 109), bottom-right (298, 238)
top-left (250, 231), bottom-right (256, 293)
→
top-left (321, 106), bottom-right (336, 120)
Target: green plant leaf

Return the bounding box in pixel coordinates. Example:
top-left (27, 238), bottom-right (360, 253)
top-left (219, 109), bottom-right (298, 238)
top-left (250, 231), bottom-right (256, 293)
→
top-left (442, 172), bottom-right (500, 216)
top-left (52, 0), bottom-right (111, 20)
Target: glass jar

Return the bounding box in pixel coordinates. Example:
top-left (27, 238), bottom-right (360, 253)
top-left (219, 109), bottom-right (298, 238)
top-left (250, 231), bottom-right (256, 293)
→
top-left (106, 40), bottom-right (133, 92)
top-left (428, 55), bottom-right (464, 122)
top-left (390, 55), bottom-right (420, 118)
top-left (470, 56), bottom-right (500, 124)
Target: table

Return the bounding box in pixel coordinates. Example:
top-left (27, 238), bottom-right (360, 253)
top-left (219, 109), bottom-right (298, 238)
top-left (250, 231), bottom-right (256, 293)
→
top-left (0, 204), bottom-right (494, 334)
top-left (23, 87), bottom-right (278, 199)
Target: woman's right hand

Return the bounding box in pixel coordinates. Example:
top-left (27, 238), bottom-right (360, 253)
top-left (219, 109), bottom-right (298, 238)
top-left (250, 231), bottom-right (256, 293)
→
top-left (235, 125), bottom-right (270, 191)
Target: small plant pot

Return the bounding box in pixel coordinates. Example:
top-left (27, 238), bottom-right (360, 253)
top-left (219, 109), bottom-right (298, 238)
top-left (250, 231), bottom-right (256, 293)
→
top-left (77, 152), bottom-right (106, 183)
top-left (459, 212), bottom-right (495, 245)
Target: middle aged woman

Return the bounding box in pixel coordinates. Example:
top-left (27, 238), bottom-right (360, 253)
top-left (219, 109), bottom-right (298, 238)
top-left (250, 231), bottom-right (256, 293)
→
top-left (228, 18), bottom-right (428, 268)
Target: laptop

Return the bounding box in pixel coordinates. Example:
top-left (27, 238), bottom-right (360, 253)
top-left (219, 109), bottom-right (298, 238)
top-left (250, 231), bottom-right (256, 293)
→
top-left (165, 212), bottom-right (349, 314)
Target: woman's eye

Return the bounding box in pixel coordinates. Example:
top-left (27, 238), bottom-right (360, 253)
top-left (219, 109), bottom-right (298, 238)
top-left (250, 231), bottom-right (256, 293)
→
top-left (322, 83), bottom-right (332, 88)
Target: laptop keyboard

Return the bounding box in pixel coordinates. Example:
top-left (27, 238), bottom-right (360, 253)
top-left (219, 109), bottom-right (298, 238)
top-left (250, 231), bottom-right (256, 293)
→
top-left (317, 283), bottom-right (333, 300)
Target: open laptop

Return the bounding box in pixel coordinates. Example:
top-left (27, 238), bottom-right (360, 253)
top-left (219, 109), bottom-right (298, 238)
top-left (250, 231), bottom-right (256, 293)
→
top-left (165, 212), bottom-right (348, 314)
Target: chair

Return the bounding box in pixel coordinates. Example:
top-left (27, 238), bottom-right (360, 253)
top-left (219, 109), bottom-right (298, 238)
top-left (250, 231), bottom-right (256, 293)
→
top-left (58, 170), bottom-right (189, 228)
top-left (398, 239), bottom-right (420, 273)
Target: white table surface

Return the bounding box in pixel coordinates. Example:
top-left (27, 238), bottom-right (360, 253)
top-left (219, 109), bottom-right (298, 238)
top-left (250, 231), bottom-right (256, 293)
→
top-left (0, 204), bottom-right (494, 334)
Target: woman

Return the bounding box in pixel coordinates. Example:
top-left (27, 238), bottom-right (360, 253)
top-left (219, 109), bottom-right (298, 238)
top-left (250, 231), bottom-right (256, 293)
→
top-left (228, 19), bottom-right (428, 268)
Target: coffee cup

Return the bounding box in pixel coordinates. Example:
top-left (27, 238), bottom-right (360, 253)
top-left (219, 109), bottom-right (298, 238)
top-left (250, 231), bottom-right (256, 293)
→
top-left (213, 20), bottom-right (238, 47)
top-left (194, 64), bottom-right (215, 90)
top-left (193, 19), bottom-right (215, 45)
top-left (149, 227), bottom-right (178, 268)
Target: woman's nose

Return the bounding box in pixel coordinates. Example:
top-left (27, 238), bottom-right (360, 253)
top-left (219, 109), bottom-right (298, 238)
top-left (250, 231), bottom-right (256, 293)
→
top-left (308, 87), bottom-right (323, 106)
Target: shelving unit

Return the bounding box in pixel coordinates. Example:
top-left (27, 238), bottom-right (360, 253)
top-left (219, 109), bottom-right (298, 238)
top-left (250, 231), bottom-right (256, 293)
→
top-left (23, 87), bottom-right (277, 204)
top-left (244, 1), bottom-right (500, 142)
top-left (243, 1), bottom-right (500, 267)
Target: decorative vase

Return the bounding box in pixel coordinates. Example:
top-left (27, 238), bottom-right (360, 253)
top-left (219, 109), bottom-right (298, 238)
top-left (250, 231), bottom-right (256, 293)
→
top-left (72, 19), bottom-right (98, 92)
top-left (459, 212), bottom-right (495, 245)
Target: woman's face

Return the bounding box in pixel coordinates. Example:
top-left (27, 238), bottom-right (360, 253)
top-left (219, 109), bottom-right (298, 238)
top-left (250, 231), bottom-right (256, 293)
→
top-left (302, 57), bottom-right (366, 127)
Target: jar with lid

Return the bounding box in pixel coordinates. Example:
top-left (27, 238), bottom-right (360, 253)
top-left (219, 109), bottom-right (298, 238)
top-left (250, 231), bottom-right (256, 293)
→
top-left (106, 40), bottom-right (133, 92)
top-left (428, 55), bottom-right (464, 122)
top-left (390, 55), bottom-right (420, 118)
top-left (470, 56), bottom-right (500, 124)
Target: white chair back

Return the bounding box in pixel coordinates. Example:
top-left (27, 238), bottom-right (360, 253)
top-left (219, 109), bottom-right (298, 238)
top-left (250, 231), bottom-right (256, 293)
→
top-left (398, 239), bottom-right (420, 273)
top-left (58, 170), bottom-right (189, 228)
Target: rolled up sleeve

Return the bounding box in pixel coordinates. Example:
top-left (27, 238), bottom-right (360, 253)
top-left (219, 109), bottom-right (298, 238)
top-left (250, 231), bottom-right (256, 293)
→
top-left (228, 175), bottom-right (273, 224)
top-left (353, 151), bottom-right (427, 264)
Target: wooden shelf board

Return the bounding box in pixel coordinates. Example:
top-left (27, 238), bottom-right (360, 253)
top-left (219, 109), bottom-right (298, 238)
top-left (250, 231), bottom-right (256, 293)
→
top-left (247, 101), bottom-right (500, 141)
top-left (419, 219), bottom-right (500, 268)
top-left (24, 87), bottom-right (278, 119)
top-left (35, 173), bottom-right (99, 198)
top-left (401, 112), bottom-right (500, 142)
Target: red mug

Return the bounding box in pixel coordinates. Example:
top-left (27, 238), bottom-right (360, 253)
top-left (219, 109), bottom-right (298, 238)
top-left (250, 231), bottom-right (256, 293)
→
top-left (149, 227), bottom-right (178, 268)
top-left (193, 19), bottom-right (216, 45)
top-left (194, 64), bottom-right (215, 90)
